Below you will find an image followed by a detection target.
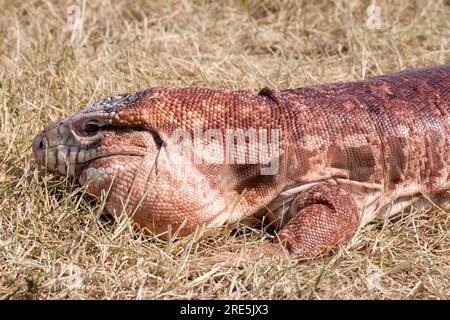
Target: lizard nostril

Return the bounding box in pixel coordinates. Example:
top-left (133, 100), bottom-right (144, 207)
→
top-left (32, 134), bottom-right (48, 164)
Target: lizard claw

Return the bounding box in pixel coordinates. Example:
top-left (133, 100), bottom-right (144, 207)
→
top-left (202, 243), bottom-right (288, 268)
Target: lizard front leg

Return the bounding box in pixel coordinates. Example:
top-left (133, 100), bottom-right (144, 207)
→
top-left (206, 184), bottom-right (360, 266)
top-left (277, 183), bottom-right (360, 260)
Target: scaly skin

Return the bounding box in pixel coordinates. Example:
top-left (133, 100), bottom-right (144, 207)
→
top-left (33, 65), bottom-right (450, 261)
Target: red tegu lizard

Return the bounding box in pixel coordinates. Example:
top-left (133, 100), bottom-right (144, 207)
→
top-left (32, 65), bottom-right (450, 261)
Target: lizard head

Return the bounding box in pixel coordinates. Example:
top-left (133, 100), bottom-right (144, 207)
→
top-left (33, 88), bottom-right (284, 237)
top-left (32, 91), bottom-right (155, 179)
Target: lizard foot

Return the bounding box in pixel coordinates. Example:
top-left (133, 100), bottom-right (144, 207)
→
top-left (277, 183), bottom-right (360, 260)
top-left (204, 184), bottom-right (360, 267)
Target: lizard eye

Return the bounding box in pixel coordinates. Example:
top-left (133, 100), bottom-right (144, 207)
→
top-left (84, 122), bottom-right (101, 136)
top-left (153, 133), bottom-right (164, 149)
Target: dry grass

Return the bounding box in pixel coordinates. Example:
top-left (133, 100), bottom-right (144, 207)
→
top-left (0, 0), bottom-right (449, 300)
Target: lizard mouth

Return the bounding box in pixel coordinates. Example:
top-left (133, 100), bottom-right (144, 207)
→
top-left (33, 133), bottom-right (147, 177)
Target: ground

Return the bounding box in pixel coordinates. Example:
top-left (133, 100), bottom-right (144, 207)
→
top-left (0, 0), bottom-right (449, 299)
